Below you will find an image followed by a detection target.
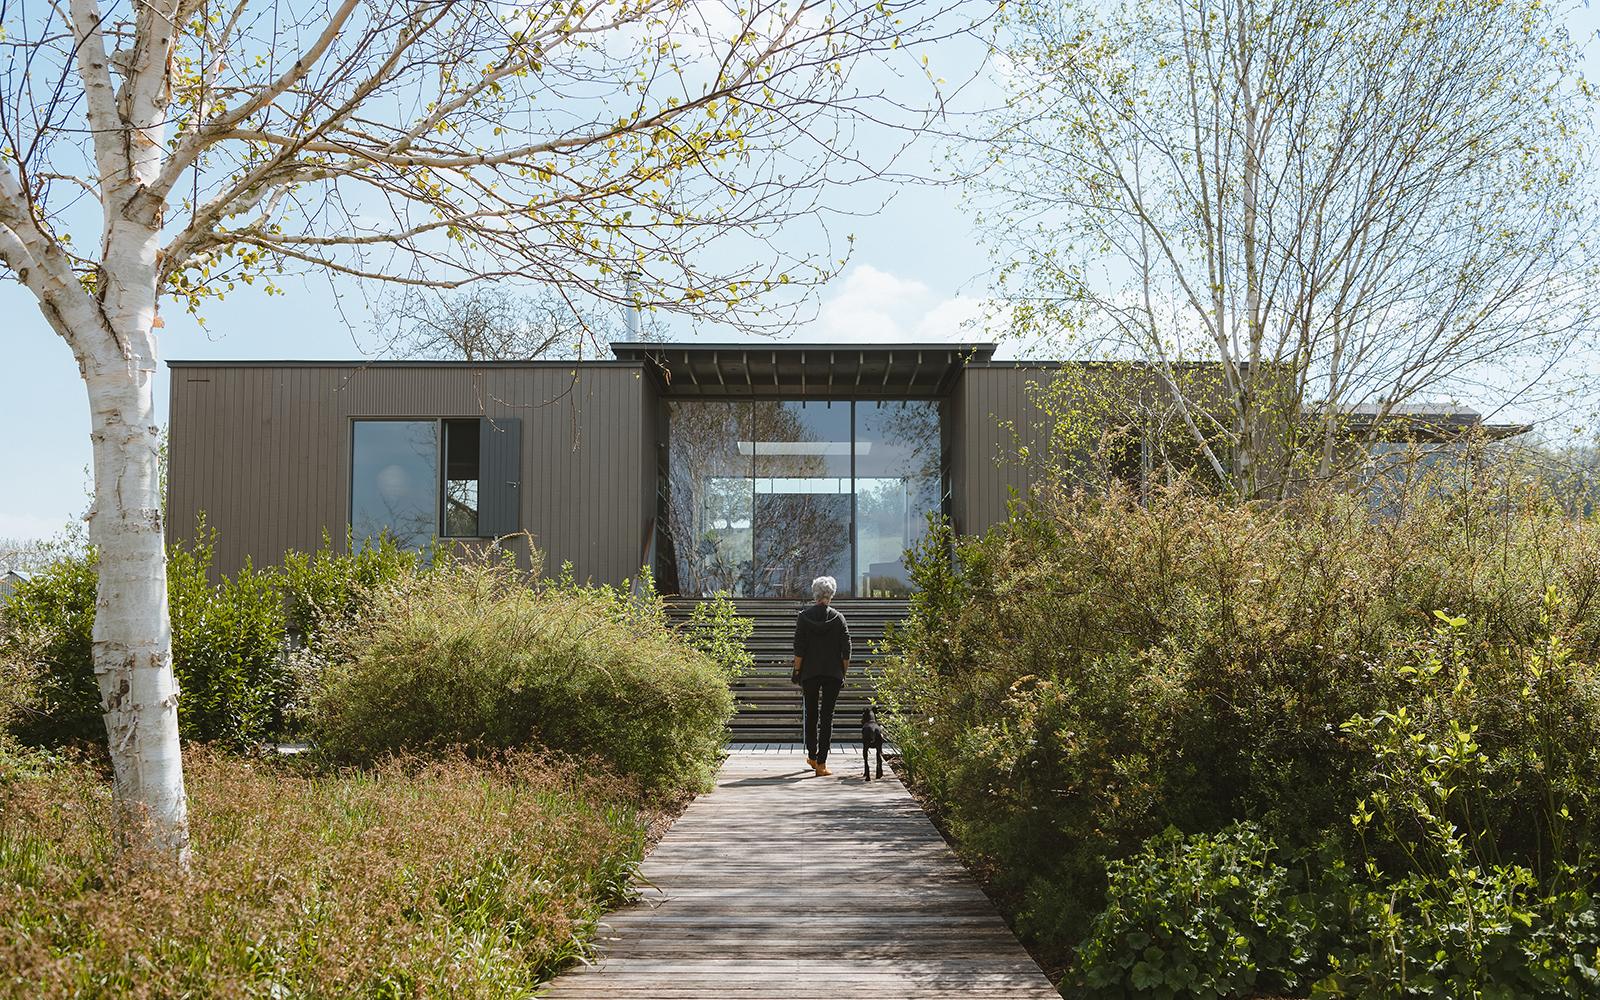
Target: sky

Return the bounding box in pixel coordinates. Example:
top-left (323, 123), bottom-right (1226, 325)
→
top-left (2, 2), bottom-right (1598, 543)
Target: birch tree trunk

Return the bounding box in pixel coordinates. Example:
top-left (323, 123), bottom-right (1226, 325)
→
top-left (65, 0), bottom-right (189, 860)
top-left (84, 338), bottom-right (189, 862)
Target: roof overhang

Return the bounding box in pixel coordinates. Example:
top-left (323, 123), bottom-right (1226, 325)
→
top-left (609, 341), bottom-right (997, 398)
top-left (1334, 410), bottom-right (1533, 444)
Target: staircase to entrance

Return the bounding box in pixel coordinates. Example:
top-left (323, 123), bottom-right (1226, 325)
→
top-left (667, 598), bottom-right (910, 744)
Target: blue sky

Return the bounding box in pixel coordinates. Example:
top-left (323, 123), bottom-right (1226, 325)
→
top-left (3, 5), bottom-right (1598, 542)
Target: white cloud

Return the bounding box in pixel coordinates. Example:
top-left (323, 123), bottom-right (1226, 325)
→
top-left (799, 264), bottom-right (1006, 345)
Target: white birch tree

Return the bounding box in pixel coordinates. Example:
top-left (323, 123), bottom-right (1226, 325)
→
top-left (973, 0), bottom-right (1599, 496)
top-left (0, 0), bottom-right (975, 861)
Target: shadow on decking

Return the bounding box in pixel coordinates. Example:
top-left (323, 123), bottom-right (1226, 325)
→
top-left (717, 770), bottom-right (817, 786)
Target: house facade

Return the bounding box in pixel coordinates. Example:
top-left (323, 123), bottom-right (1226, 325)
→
top-left (167, 342), bottom-right (1069, 597)
top-left (166, 341), bottom-right (1529, 594)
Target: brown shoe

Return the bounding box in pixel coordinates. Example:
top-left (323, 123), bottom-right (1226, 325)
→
top-left (805, 757), bottom-right (818, 770)
top-left (813, 762), bottom-right (832, 777)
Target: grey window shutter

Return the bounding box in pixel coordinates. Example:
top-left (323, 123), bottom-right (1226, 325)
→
top-left (479, 417), bottom-right (521, 536)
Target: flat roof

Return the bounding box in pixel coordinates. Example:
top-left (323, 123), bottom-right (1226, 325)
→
top-left (608, 341), bottom-right (997, 397)
top-left (166, 358), bottom-right (640, 368)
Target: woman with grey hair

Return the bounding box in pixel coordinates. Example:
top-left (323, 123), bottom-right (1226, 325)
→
top-left (792, 575), bottom-right (852, 776)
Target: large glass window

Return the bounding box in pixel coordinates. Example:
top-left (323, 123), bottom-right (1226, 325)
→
top-left (351, 420), bottom-right (440, 549)
top-left (750, 401), bottom-right (852, 598)
top-left (660, 400), bottom-right (943, 599)
top-left (665, 402), bottom-right (754, 595)
top-left (854, 401), bottom-right (941, 597)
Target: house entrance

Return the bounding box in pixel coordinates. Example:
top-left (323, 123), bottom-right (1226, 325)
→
top-left (660, 398), bottom-right (942, 599)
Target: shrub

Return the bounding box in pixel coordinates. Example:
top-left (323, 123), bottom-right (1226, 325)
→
top-left (0, 528), bottom-right (292, 749)
top-left (278, 530), bottom-right (418, 647)
top-left (879, 473), bottom-right (1600, 970)
top-left (679, 591), bottom-right (755, 679)
top-left (1315, 607), bottom-right (1600, 997)
top-left (1314, 864), bottom-right (1600, 999)
top-left (1076, 823), bottom-right (1317, 998)
top-left (0, 550), bottom-right (99, 746)
top-left (0, 747), bottom-right (646, 997)
top-left (167, 531), bottom-right (290, 744)
top-left (310, 559), bottom-right (733, 797)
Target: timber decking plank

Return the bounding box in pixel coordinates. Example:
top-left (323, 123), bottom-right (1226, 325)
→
top-left (540, 750), bottom-right (1059, 1000)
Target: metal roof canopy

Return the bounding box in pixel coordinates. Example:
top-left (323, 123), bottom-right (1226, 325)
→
top-left (609, 341), bottom-right (998, 398)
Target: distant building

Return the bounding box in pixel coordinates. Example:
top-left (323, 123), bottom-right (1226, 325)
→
top-left (0, 568), bottom-right (31, 601)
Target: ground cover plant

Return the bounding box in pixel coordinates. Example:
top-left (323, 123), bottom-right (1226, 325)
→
top-left (0, 746), bottom-right (647, 999)
top-left (880, 466), bottom-right (1600, 996)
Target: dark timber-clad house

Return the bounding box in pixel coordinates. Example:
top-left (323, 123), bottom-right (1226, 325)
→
top-left (167, 342), bottom-right (1063, 594)
top-left (166, 341), bottom-right (1532, 590)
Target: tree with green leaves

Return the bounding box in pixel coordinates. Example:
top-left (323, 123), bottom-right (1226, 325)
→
top-left (972, 0), bottom-right (1599, 496)
top-left (0, 0), bottom-right (976, 861)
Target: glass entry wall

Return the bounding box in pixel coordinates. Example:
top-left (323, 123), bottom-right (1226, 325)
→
top-left (662, 399), bottom-right (941, 599)
top-left (854, 401), bottom-right (942, 597)
top-left (751, 401), bottom-right (852, 598)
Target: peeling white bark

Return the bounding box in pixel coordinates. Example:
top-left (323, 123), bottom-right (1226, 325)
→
top-left (85, 346), bottom-right (190, 863)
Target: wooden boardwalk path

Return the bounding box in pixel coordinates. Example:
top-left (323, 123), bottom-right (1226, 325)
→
top-left (543, 746), bottom-right (1060, 999)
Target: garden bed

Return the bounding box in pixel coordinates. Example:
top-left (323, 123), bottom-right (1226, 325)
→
top-left (0, 746), bottom-right (657, 998)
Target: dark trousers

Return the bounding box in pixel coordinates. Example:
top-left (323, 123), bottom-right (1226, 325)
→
top-left (802, 676), bottom-right (844, 763)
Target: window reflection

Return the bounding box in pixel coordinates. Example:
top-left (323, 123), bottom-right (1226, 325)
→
top-left (665, 402), bottom-right (754, 596)
top-left (855, 401), bottom-right (941, 597)
top-left (351, 421), bottom-right (439, 549)
top-left (442, 418), bottom-right (480, 537)
top-left (661, 400), bottom-right (943, 599)
top-left (749, 401), bottom-right (852, 598)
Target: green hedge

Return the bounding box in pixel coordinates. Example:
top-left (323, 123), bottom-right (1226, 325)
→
top-left (0, 527), bottom-right (413, 749)
top-left (1, 529), bottom-right (735, 799)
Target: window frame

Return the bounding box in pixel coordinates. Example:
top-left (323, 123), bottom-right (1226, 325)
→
top-left (348, 416), bottom-right (490, 545)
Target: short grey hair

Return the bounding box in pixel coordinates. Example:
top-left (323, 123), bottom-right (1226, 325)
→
top-left (811, 576), bottom-right (837, 601)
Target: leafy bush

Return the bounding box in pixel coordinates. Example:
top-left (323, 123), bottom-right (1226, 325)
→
top-left (278, 530), bottom-right (418, 647)
top-left (1315, 607), bottom-right (1600, 997)
top-left (0, 550), bottom-right (99, 746)
top-left (167, 532), bottom-right (290, 744)
top-left (0, 528), bottom-right (292, 749)
top-left (679, 592), bottom-right (755, 679)
top-left (879, 474), bottom-right (1600, 981)
top-left (1315, 864), bottom-right (1600, 999)
top-left (1077, 823), bottom-right (1316, 998)
top-left (310, 558), bottom-right (734, 797)
top-left (0, 747), bottom-right (647, 997)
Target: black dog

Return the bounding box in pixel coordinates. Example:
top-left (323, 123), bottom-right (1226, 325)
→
top-left (861, 706), bottom-right (886, 780)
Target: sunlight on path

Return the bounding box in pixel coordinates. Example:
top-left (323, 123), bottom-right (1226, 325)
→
top-left (541, 746), bottom-right (1060, 999)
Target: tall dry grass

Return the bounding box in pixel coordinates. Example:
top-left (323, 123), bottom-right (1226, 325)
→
top-left (0, 747), bottom-right (646, 998)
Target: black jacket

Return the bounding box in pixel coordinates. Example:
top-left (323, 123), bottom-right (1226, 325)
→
top-left (794, 603), bottom-right (852, 681)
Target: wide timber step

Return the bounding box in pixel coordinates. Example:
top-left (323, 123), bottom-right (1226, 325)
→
top-left (667, 598), bottom-right (909, 744)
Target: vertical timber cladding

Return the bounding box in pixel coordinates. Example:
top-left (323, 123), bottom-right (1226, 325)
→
top-left (949, 363), bottom-right (1063, 536)
top-left (165, 361), bottom-right (655, 584)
